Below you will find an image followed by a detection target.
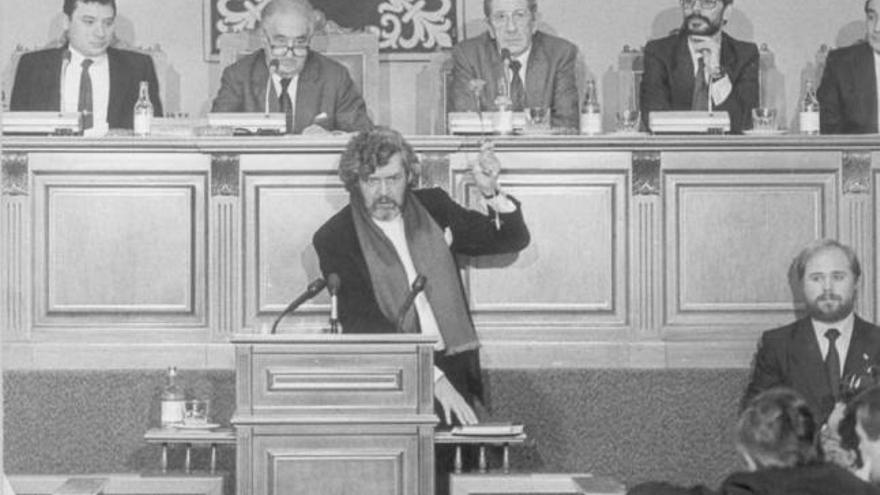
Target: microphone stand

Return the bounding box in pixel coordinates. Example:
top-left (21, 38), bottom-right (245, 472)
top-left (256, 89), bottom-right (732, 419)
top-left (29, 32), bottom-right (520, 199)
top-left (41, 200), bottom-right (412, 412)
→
top-left (270, 278), bottom-right (326, 334)
top-left (327, 273), bottom-right (340, 334)
top-left (396, 275), bottom-right (427, 333)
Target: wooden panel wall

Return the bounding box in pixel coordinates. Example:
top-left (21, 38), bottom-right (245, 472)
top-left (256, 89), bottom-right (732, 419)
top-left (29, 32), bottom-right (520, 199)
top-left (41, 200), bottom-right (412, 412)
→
top-left (2, 136), bottom-right (878, 370)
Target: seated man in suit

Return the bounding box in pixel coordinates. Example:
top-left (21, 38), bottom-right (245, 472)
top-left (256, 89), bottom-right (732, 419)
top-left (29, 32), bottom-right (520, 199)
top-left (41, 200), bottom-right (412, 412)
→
top-left (840, 385), bottom-right (880, 483)
top-left (743, 239), bottom-right (880, 427)
top-left (10, 0), bottom-right (163, 132)
top-left (449, 0), bottom-right (580, 130)
top-left (211, 0), bottom-right (372, 134)
top-left (817, 0), bottom-right (880, 134)
top-left (640, 0), bottom-right (759, 133)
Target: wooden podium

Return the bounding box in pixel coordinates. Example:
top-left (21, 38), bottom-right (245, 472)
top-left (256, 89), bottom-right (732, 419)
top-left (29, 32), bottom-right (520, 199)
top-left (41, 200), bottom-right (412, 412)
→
top-left (231, 334), bottom-right (439, 495)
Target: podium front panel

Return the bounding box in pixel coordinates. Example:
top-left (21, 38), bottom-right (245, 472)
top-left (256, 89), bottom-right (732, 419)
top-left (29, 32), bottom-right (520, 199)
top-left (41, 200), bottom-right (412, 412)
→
top-left (249, 425), bottom-right (429, 495)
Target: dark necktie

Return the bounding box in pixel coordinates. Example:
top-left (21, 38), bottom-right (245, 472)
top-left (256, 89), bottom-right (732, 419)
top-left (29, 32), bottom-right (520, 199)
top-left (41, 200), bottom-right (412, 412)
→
top-left (79, 59), bottom-right (94, 130)
top-left (279, 77), bottom-right (293, 134)
top-left (825, 328), bottom-right (841, 400)
top-left (691, 56), bottom-right (709, 112)
top-left (508, 59), bottom-right (525, 111)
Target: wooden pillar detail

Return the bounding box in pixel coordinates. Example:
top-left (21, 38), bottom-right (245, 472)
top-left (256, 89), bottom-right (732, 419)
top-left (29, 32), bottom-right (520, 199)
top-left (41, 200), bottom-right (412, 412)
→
top-left (417, 152), bottom-right (451, 192)
top-left (211, 154), bottom-right (240, 339)
top-left (632, 151), bottom-right (662, 336)
top-left (2, 152), bottom-right (30, 340)
top-left (842, 150), bottom-right (873, 320)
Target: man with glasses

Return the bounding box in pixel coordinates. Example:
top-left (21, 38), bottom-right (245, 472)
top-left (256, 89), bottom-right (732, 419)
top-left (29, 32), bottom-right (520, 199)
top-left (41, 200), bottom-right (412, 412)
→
top-left (312, 127), bottom-right (530, 493)
top-left (211, 0), bottom-right (372, 134)
top-left (640, 0), bottom-right (758, 133)
top-left (817, 0), bottom-right (880, 134)
top-left (449, 0), bottom-right (580, 130)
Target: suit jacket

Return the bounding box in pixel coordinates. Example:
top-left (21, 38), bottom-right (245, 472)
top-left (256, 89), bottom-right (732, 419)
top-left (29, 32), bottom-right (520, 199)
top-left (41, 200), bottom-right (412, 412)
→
top-left (640, 31), bottom-right (759, 134)
top-left (450, 31), bottom-right (580, 130)
top-left (10, 46), bottom-right (163, 129)
top-left (743, 315), bottom-right (880, 424)
top-left (718, 463), bottom-right (880, 495)
top-left (628, 464), bottom-right (880, 495)
top-left (817, 42), bottom-right (878, 134)
top-left (312, 188), bottom-right (530, 405)
top-left (211, 49), bottom-right (373, 133)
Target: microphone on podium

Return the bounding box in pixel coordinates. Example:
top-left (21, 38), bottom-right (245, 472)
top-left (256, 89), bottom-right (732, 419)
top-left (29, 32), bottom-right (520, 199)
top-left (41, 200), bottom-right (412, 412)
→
top-left (270, 278), bottom-right (326, 334)
top-left (396, 275), bottom-right (427, 333)
top-left (327, 273), bottom-right (341, 334)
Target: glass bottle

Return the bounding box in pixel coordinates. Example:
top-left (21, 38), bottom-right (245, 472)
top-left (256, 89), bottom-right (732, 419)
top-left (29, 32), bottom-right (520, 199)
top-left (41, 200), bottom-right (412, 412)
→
top-left (580, 80), bottom-right (602, 135)
top-left (133, 81), bottom-right (153, 136)
top-left (160, 366), bottom-right (185, 427)
top-left (799, 80), bottom-right (820, 135)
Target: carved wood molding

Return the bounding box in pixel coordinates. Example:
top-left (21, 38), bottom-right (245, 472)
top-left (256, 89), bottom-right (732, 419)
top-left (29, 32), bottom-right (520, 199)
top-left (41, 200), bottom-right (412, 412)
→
top-left (2, 152), bottom-right (29, 196)
top-left (211, 154), bottom-right (240, 197)
top-left (632, 150), bottom-right (661, 196)
top-left (843, 150), bottom-right (871, 195)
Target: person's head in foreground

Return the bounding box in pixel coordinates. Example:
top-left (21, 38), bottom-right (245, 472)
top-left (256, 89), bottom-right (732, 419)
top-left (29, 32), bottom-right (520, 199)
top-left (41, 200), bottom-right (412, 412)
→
top-left (736, 387), bottom-right (820, 470)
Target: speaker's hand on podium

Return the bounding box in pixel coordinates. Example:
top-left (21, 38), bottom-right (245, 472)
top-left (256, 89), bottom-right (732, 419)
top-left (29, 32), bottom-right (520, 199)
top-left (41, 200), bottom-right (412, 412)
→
top-left (435, 375), bottom-right (478, 426)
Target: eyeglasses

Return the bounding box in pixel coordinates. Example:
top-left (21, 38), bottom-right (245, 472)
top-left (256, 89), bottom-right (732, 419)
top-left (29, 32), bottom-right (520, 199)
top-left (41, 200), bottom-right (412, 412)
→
top-left (680, 0), bottom-right (722, 9)
top-left (362, 172), bottom-right (406, 190)
top-left (264, 34), bottom-right (310, 57)
top-left (488, 9), bottom-right (532, 27)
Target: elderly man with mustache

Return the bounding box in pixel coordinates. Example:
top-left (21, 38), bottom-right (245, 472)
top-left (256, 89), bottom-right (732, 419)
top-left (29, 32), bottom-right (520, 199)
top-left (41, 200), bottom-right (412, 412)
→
top-left (639, 0), bottom-right (759, 133)
top-left (743, 239), bottom-right (880, 427)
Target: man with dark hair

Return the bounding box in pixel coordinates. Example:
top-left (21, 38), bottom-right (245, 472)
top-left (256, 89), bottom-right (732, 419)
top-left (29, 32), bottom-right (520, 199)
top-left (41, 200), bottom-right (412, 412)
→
top-left (313, 127), bottom-right (529, 495)
top-left (10, 0), bottom-right (163, 131)
top-left (211, 0), bottom-right (372, 134)
top-left (841, 385), bottom-right (880, 482)
top-left (313, 127), bottom-right (529, 423)
top-left (817, 0), bottom-right (880, 134)
top-left (743, 239), bottom-right (880, 426)
top-left (639, 0), bottom-right (759, 133)
top-left (629, 388), bottom-right (880, 495)
top-left (449, 0), bottom-right (580, 130)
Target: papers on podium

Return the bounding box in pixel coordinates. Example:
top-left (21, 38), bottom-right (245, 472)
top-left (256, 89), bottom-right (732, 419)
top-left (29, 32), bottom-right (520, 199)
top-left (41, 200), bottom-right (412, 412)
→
top-left (206, 112), bottom-right (285, 134)
top-left (451, 422), bottom-right (524, 436)
top-left (648, 110), bottom-right (730, 134)
top-left (2, 111), bottom-right (81, 135)
top-left (447, 112), bottom-right (527, 135)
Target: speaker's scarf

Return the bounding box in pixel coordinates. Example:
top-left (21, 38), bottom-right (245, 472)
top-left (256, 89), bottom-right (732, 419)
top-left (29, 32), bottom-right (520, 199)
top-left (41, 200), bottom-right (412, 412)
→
top-left (351, 191), bottom-right (479, 355)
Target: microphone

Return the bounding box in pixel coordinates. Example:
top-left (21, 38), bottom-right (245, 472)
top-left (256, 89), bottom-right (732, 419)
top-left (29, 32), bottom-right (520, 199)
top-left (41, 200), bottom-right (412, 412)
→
top-left (264, 58), bottom-right (280, 115)
top-left (270, 278), bottom-right (326, 334)
top-left (396, 275), bottom-right (427, 333)
top-left (327, 273), bottom-right (340, 334)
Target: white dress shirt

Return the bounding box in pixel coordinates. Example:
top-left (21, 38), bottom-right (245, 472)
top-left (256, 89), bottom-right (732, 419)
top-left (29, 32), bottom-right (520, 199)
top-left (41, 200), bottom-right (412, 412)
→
top-left (687, 35), bottom-right (732, 108)
top-left (506, 47), bottom-right (532, 93)
top-left (62, 47), bottom-right (109, 134)
top-left (373, 215), bottom-right (446, 381)
top-left (812, 312), bottom-right (855, 378)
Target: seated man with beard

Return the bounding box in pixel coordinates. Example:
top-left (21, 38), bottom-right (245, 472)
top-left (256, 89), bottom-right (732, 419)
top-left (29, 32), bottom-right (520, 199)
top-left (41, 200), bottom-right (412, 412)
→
top-left (743, 239), bottom-right (880, 427)
top-left (639, 0), bottom-right (759, 133)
